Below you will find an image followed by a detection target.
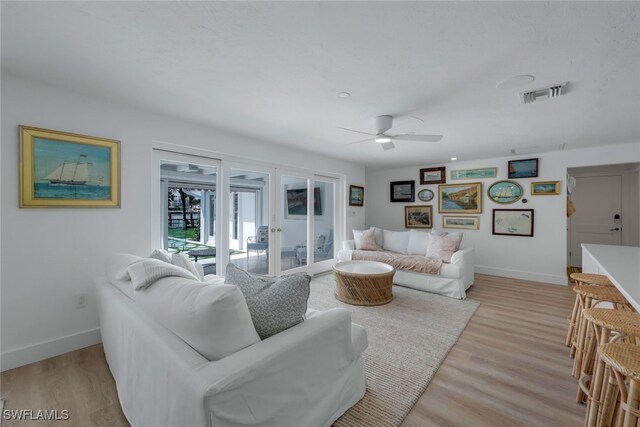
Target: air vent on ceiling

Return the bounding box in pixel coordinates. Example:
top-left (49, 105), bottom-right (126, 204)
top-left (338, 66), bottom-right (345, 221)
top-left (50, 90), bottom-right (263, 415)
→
top-left (520, 82), bottom-right (568, 104)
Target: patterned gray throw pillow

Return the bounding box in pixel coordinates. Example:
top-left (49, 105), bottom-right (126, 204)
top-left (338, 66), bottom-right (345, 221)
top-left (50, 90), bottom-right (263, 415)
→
top-left (224, 263), bottom-right (311, 339)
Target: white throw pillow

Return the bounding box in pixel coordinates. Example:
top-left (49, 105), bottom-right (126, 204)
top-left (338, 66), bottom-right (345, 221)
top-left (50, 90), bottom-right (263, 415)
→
top-left (383, 230), bottom-right (410, 254)
top-left (149, 249), bottom-right (172, 263)
top-left (426, 234), bottom-right (463, 263)
top-left (136, 277), bottom-right (260, 361)
top-left (353, 228), bottom-right (379, 250)
top-left (372, 227), bottom-right (385, 248)
top-left (171, 252), bottom-right (205, 281)
top-left (104, 253), bottom-right (142, 299)
top-left (407, 229), bottom-right (431, 255)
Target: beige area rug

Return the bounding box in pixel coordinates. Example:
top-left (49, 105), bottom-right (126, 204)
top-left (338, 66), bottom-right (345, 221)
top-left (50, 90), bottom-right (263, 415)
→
top-left (308, 274), bottom-right (480, 427)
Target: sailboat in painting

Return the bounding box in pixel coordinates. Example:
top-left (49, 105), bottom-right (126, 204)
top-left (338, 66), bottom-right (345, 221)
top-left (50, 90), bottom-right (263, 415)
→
top-left (44, 155), bottom-right (92, 185)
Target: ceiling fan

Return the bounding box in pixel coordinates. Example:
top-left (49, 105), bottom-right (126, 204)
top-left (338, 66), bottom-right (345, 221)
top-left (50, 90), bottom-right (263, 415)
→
top-left (340, 115), bottom-right (443, 151)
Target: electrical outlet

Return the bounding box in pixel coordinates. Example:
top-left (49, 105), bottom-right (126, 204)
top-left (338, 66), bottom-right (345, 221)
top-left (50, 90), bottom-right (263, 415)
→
top-left (75, 293), bottom-right (88, 309)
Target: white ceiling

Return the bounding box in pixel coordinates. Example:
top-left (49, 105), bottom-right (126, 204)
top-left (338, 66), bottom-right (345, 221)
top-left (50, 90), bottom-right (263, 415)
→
top-left (2, 2), bottom-right (639, 167)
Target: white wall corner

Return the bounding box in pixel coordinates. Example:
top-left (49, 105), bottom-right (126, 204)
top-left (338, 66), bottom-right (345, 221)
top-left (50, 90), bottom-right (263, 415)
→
top-left (1, 328), bottom-right (101, 372)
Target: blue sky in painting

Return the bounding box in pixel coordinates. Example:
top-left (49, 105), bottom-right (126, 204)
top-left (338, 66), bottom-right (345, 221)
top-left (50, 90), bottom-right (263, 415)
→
top-left (34, 138), bottom-right (110, 183)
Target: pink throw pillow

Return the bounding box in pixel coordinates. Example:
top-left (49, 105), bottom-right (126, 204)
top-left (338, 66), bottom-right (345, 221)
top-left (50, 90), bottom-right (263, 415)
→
top-left (426, 234), bottom-right (462, 263)
top-left (353, 228), bottom-right (379, 251)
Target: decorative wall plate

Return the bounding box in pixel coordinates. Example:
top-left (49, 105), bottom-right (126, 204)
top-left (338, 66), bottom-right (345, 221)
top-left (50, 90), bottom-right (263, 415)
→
top-left (487, 180), bottom-right (523, 204)
top-left (417, 189), bottom-right (434, 202)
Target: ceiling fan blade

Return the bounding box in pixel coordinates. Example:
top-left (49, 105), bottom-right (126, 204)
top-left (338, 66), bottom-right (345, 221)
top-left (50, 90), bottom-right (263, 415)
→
top-left (393, 134), bottom-right (443, 142)
top-left (338, 127), bottom-right (376, 136)
top-left (380, 141), bottom-right (395, 151)
top-left (344, 137), bottom-right (373, 146)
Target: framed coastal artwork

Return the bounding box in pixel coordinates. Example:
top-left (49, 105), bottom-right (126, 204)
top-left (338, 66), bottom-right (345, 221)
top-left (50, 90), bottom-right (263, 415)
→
top-left (419, 167), bottom-right (446, 184)
top-left (508, 158), bottom-right (539, 178)
top-left (487, 180), bottom-right (523, 204)
top-left (404, 205), bottom-right (432, 229)
top-left (390, 180), bottom-right (415, 202)
top-left (492, 209), bottom-right (534, 237)
top-left (438, 182), bottom-right (482, 213)
top-left (417, 188), bottom-right (434, 202)
top-left (442, 215), bottom-right (479, 230)
top-left (349, 185), bottom-right (364, 206)
top-left (531, 181), bottom-right (561, 195)
top-left (451, 167), bottom-right (497, 180)
top-left (19, 126), bottom-right (120, 208)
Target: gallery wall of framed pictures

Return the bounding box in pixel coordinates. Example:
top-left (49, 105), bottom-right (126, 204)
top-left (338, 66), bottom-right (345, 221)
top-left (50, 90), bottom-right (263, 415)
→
top-left (386, 157), bottom-right (560, 236)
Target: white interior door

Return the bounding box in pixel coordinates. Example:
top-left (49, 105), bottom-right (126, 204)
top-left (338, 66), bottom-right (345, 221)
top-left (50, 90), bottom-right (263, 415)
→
top-left (569, 175), bottom-right (622, 266)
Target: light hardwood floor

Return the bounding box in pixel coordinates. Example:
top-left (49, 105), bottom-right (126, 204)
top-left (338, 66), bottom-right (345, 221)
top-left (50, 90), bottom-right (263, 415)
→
top-left (1, 274), bottom-right (584, 427)
top-left (402, 274), bottom-right (584, 427)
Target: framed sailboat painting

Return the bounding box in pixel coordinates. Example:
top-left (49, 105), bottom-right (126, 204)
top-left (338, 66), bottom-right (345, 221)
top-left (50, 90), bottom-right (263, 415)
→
top-left (20, 126), bottom-right (120, 208)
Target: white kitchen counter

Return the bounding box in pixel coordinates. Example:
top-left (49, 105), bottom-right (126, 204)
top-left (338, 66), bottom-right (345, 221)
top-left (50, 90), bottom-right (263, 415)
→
top-left (582, 244), bottom-right (640, 312)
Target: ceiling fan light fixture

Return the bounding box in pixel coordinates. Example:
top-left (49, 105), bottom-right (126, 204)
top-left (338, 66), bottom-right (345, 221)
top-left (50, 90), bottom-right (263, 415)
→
top-left (375, 135), bottom-right (392, 143)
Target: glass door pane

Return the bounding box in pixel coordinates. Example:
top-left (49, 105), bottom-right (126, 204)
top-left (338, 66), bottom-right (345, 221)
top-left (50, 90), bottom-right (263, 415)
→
top-left (312, 179), bottom-right (336, 266)
top-left (279, 174), bottom-right (310, 272)
top-left (227, 168), bottom-right (270, 275)
top-left (159, 160), bottom-right (218, 275)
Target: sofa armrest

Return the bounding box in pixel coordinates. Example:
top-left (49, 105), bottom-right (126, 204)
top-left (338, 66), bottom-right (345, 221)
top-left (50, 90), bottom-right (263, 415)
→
top-left (198, 308), bottom-right (366, 425)
top-left (451, 247), bottom-right (475, 294)
top-left (450, 246), bottom-right (473, 265)
top-left (343, 240), bottom-right (356, 250)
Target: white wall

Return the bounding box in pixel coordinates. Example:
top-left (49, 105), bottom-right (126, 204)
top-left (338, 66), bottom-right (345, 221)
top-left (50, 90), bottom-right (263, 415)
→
top-left (0, 73), bottom-right (365, 370)
top-left (365, 142), bottom-right (640, 285)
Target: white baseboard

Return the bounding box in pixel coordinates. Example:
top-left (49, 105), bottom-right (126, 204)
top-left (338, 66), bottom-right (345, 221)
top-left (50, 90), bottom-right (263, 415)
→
top-left (1, 328), bottom-right (102, 372)
top-left (475, 265), bottom-right (568, 286)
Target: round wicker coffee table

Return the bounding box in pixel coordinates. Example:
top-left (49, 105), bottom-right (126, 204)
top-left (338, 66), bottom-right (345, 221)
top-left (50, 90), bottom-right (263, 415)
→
top-left (333, 261), bottom-right (395, 306)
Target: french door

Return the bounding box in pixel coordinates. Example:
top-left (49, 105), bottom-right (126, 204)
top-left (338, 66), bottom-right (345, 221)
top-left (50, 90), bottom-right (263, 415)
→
top-left (154, 150), bottom-right (341, 277)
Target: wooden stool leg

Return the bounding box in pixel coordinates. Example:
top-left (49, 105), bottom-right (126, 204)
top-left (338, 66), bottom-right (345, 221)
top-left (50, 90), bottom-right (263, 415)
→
top-left (586, 326), bottom-right (610, 427)
top-left (623, 379), bottom-right (640, 427)
top-left (600, 367), bottom-right (621, 427)
top-left (574, 296), bottom-right (593, 379)
top-left (567, 294), bottom-right (580, 347)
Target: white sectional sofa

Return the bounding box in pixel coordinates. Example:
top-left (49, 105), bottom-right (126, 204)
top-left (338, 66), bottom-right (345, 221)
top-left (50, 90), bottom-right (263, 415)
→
top-left (337, 228), bottom-right (474, 299)
top-left (96, 255), bottom-right (367, 427)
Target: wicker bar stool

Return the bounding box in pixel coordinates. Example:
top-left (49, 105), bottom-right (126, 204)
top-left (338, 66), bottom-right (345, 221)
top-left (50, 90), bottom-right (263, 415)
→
top-left (572, 285), bottom-right (630, 379)
top-left (578, 308), bottom-right (640, 424)
top-left (597, 343), bottom-right (640, 427)
top-left (566, 273), bottom-right (614, 349)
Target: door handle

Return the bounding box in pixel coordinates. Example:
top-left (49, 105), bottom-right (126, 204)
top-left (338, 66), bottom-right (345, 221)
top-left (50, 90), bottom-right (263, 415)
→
top-left (277, 228), bottom-right (282, 232)
top-left (270, 228), bottom-right (276, 232)
top-left (609, 228), bottom-right (620, 231)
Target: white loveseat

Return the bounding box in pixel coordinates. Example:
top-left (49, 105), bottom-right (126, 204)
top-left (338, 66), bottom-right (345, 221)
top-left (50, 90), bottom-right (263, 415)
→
top-left (96, 257), bottom-right (367, 427)
top-left (337, 228), bottom-right (474, 299)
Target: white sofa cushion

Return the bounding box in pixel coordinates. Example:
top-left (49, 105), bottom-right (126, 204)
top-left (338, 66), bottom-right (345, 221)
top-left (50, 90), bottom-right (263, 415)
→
top-left (352, 228), bottom-right (379, 250)
top-left (426, 233), bottom-right (463, 263)
top-left (383, 230), bottom-right (410, 254)
top-left (407, 230), bottom-right (431, 255)
top-left (135, 276), bottom-right (260, 361)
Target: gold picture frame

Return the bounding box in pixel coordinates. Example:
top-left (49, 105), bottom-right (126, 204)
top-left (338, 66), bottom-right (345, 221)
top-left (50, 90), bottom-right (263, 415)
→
top-left (442, 215), bottom-right (480, 230)
top-left (531, 181), bottom-right (561, 195)
top-left (404, 205), bottom-right (433, 229)
top-left (438, 182), bottom-right (482, 213)
top-left (20, 126), bottom-right (120, 208)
